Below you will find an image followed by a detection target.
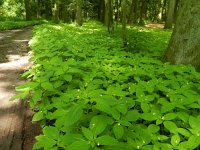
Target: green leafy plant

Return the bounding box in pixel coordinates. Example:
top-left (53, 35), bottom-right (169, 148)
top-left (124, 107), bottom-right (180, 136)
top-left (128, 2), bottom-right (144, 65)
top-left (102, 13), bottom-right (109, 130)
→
top-left (14, 21), bottom-right (200, 150)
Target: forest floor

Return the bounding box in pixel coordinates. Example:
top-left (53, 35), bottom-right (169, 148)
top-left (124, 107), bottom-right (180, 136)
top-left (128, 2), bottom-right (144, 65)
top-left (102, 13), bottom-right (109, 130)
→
top-left (0, 27), bottom-right (41, 150)
top-left (145, 23), bottom-right (164, 29)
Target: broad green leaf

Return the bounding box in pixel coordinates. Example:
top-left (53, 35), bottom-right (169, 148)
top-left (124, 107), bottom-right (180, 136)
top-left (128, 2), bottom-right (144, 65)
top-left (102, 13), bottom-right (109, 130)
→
top-left (160, 143), bottom-right (173, 150)
top-left (171, 134), bottom-right (180, 146)
top-left (141, 103), bottom-right (150, 113)
top-left (176, 128), bottom-right (191, 137)
top-left (66, 140), bottom-right (90, 150)
top-left (157, 135), bottom-right (169, 141)
top-left (119, 120), bottom-right (132, 127)
top-left (11, 91), bottom-right (29, 101)
top-left (89, 115), bottom-right (107, 137)
top-left (63, 74), bottom-right (73, 82)
top-left (54, 80), bottom-right (64, 88)
top-left (140, 113), bottom-right (157, 121)
top-left (82, 127), bottom-right (93, 140)
top-left (161, 101), bottom-right (175, 113)
top-left (178, 141), bottom-right (189, 149)
top-left (177, 111), bottom-right (189, 123)
top-left (111, 109), bottom-right (120, 120)
top-left (163, 113), bottom-right (177, 120)
top-left (163, 121), bottom-right (178, 134)
top-left (113, 124), bottom-right (124, 139)
top-left (127, 137), bottom-right (143, 149)
top-left (95, 135), bottom-right (118, 146)
top-left (41, 82), bottom-right (54, 91)
top-left (54, 68), bottom-right (64, 76)
top-left (142, 145), bottom-right (153, 150)
top-left (33, 135), bottom-right (56, 150)
top-left (16, 82), bottom-right (39, 92)
top-left (43, 126), bottom-right (59, 139)
top-left (61, 134), bottom-right (84, 146)
top-left (115, 103), bottom-right (127, 115)
top-left (64, 103), bottom-right (84, 127)
top-left (32, 111), bottom-right (44, 122)
top-left (187, 135), bottom-right (200, 149)
top-left (47, 109), bottom-right (67, 120)
top-left (30, 89), bottom-right (42, 106)
top-left (129, 84), bottom-right (137, 94)
top-left (124, 110), bottom-right (140, 122)
top-left (103, 143), bottom-right (133, 150)
top-left (95, 99), bottom-right (112, 115)
top-left (189, 116), bottom-right (200, 129)
top-left (147, 124), bottom-right (159, 133)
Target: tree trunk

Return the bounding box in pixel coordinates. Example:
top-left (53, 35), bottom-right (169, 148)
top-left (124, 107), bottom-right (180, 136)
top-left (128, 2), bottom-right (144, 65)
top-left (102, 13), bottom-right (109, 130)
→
top-left (62, 0), bottom-right (71, 23)
top-left (45, 0), bottom-right (52, 20)
top-left (122, 0), bottom-right (127, 47)
top-left (164, 0), bottom-right (177, 29)
top-left (53, 0), bottom-right (60, 23)
top-left (173, 0), bottom-right (180, 22)
top-left (36, 0), bottom-right (41, 19)
top-left (98, 0), bottom-right (105, 23)
top-left (114, 0), bottom-right (119, 22)
top-left (105, 0), bottom-right (114, 33)
top-left (24, 0), bottom-right (32, 20)
top-left (76, 0), bottom-right (83, 26)
top-left (162, 0), bottom-right (200, 70)
top-left (161, 0), bottom-right (167, 22)
top-left (139, 0), bottom-right (146, 25)
top-left (128, 0), bottom-right (138, 24)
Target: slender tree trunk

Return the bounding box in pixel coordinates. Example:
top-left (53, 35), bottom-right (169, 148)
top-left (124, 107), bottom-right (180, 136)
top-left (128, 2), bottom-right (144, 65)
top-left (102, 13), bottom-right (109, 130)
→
top-left (62, 0), bottom-right (71, 23)
top-left (173, 0), bottom-right (179, 22)
top-left (114, 0), bottom-right (119, 22)
top-left (24, 0), bottom-right (32, 20)
top-left (105, 0), bottom-right (114, 33)
top-left (99, 0), bottom-right (105, 23)
top-left (162, 0), bottom-right (200, 70)
top-left (161, 0), bottom-right (167, 22)
top-left (164, 0), bottom-right (177, 29)
top-left (53, 0), bottom-right (60, 23)
top-left (122, 0), bottom-right (127, 47)
top-left (128, 0), bottom-right (135, 24)
top-left (36, 0), bottom-right (41, 19)
top-left (45, 0), bottom-right (52, 20)
top-left (139, 0), bottom-right (146, 25)
top-left (76, 0), bottom-right (83, 26)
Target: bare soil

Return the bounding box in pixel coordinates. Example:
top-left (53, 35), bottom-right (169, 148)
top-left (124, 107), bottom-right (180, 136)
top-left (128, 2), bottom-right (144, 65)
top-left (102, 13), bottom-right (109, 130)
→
top-left (145, 23), bottom-right (165, 29)
top-left (0, 27), bottom-right (41, 150)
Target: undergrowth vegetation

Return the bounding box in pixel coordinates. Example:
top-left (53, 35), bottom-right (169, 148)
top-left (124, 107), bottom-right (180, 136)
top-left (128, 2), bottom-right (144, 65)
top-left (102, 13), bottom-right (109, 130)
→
top-left (14, 21), bottom-right (200, 150)
top-left (0, 20), bottom-right (44, 30)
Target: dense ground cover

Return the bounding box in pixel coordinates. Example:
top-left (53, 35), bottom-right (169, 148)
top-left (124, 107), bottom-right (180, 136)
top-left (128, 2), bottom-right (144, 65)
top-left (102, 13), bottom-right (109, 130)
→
top-left (15, 21), bottom-right (200, 150)
top-left (0, 20), bottom-right (44, 30)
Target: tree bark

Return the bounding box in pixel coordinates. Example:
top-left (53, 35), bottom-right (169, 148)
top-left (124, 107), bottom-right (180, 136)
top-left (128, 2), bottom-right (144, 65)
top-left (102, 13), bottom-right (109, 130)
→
top-left (98, 0), bottom-right (105, 23)
top-left (128, 0), bottom-right (138, 24)
top-left (36, 0), bottom-right (41, 19)
top-left (45, 0), bottom-right (52, 20)
top-left (161, 0), bottom-right (167, 22)
top-left (162, 0), bottom-right (200, 70)
top-left (76, 0), bottom-right (83, 26)
top-left (164, 0), bottom-right (177, 29)
top-left (24, 0), bottom-right (32, 20)
top-left (122, 0), bottom-right (127, 47)
top-left (105, 0), bottom-right (114, 33)
top-left (139, 0), bottom-right (146, 25)
top-left (62, 0), bottom-right (71, 23)
top-left (53, 0), bottom-right (60, 23)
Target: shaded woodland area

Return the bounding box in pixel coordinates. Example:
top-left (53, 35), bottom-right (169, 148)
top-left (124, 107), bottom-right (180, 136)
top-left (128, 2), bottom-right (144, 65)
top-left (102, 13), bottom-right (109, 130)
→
top-left (0, 0), bottom-right (200, 150)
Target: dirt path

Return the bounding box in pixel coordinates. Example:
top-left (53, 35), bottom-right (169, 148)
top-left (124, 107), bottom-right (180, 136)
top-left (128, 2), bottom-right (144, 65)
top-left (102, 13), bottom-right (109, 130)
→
top-left (0, 27), bottom-right (40, 150)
